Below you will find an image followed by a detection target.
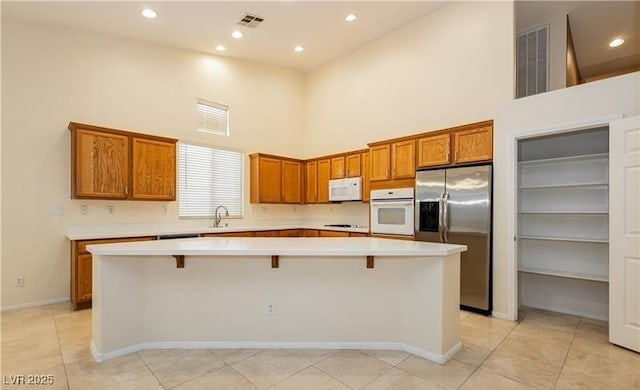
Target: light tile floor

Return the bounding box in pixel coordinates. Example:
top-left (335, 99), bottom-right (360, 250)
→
top-left (1, 303), bottom-right (639, 389)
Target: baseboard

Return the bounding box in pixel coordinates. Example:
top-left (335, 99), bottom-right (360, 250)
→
top-left (522, 303), bottom-right (608, 322)
top-left (491, 311), bottom-right (512, 321)
top-left (91, 340), bottom-right (459, 364)
top-left (1, 297), bottom-right (69, 312)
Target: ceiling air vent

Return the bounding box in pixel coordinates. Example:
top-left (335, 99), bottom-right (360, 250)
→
top-left (238, 13), bottom-right (264, 28)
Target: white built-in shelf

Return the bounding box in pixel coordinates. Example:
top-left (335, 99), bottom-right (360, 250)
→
top-left (518, 211), bottom-right (608, 215)
top-left (518, 153), bottom-right (609, 166)
top-left (518, 235), bottom-right (608, 244)
top-left (518, 182), bottom-right (608, 190)
top-left (518, 266), bottom-right (608, 283)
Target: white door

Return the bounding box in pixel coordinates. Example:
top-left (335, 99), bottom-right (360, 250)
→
top-left (610, 115), bottom-right (640, 353)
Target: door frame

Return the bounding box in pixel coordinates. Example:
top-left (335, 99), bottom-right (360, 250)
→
top-left (506, 114), bottom-right (622, 321)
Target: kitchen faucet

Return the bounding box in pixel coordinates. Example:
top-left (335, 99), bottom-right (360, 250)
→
top-left (213, 205), bottom-right (229, 227)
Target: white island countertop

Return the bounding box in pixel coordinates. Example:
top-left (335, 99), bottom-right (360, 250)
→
top-left (87, 237), bottom-right (466, 257)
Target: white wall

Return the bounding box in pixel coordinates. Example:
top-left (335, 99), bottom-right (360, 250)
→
top-left (303, 1), bottom-right (514, 156)
top-left (493, 72), bottom-right (640, 319)
top-left (1, 20), bottom-right (305, 307)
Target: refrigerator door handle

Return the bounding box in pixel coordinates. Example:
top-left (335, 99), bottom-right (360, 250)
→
top-left (443, 192), bottom-right (450, 243)
top-left (438, 192), bottom-right (445, 242)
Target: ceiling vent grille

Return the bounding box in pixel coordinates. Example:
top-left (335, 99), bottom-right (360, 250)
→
top-left (238, 13), bottom-right (264, 28)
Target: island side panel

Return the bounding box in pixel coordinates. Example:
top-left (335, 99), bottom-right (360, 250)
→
top-left (92, 254), bottom-right (146, 360)
top-left (92, 254), bottom-right (461, 363)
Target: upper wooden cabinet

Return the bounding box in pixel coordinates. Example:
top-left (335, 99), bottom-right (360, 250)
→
top-left (391, 140), bottom-right (415, 179)
top-left (418, 134), bottom-right (451, 168)
top-left (370, 144), bottom-right (391, 181)
top-left (69, 122), bottom-right (177, 201)
top-left (370, 141), bottom-right (415, 182)
top-left (305, 161), bottom-right (318, 203)
top-left (345, 153), bottom-right (361, 177)
top-left (317, 159), bottom-right (331, 203)
top-left (453, 125), bottom-right (493, 164)
top-left (250, 154), bottom-right (303, 204)
top-left (132, 138), bottom-right (176, 200)
top-left (330, 156), bottom-right (345, 179)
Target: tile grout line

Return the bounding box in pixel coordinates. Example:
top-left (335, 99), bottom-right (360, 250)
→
top-left (51, 305), bottom-right (72, 390)
top-left (552, 316), bottom-right (581, 390)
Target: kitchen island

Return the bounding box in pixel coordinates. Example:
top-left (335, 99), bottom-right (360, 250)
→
top-left (88, 237), bottom-right (466, 364)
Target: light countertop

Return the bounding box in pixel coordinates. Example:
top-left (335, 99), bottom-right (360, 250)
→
top-left (87, 237), bottom-right (466, 257)
top-left (66, 222), bottom-right (369, 240)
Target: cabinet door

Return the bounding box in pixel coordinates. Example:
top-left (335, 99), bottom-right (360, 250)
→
top-left (73, 129), bottom-right (129, 199)
top-left (258, 157), bottom-right (283, 203)
top-left (255, 230), bottom-right (280, 237)
top-left (304, 229), bottom-right (320, 237)
top-left (346, 154), bottom-right (361, 177)
top-left (282, 160), bottom-right (302, 203)
top-left (331, 156), bottom-right (345, 179)
top-left (349, 232), bottom-right (369, 237)
top-left (361, 152), bottom-right (370, 201)
top-left (454, 126), bottom-right (493, 164)
top-left (317, 159), bottom-right (331, 203)
top-left (370, 145), bottom-right (391, 181)
top-left (319, 230), bottom-right (350, 237)
top-left (76, 254), bottom-right (93, 302)
top-left (279, 229), bottom-right (302, 237)
top-left (305, 161), bottom-right (318, 203)
top-left (418, 134), bottom-right (451, 167)
top-left (131, 138), bottom-right (176, 200)
top-left (391, 140), bottom-right (415, 179)
top-left (202, 232), bottom-right (254, 237)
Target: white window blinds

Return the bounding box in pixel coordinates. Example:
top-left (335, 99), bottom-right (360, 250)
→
top-left (178, 142), bottom-right (244, 218)
top-left (197, 99), bottom-right (229, 136)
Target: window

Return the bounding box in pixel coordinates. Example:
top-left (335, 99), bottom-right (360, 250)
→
top-left (197, 99), bottom-right (229, 136)
top-left (178, 142), bottom-right (244, 218)
top-left (516, 25), bottom-right (549, 98)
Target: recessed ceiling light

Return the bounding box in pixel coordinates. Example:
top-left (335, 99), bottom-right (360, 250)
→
top-left (345, 14), bottom-right (357, 22)
top-left (141, 8), bottom-right (158, 19)
top-left (232, 30), bottom-right (244, 39)
top-left (609, 38), bottom-right (624, 48)
top-left (215, 45), bottom-right (226, 52)
top-left (294, 45), bottom-right (304, 53)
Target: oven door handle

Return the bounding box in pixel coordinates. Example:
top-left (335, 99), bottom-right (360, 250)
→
top-left (371, 199), bottom-right (414, 206)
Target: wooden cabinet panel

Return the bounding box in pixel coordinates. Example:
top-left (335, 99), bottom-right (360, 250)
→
top-left (202, 232), bottom-right (254, 237)
top-left (361, 152), bottom-right (370, 202)
top-left (349, 232), bottom-right (369, 237)
top-left (370, 145), bottom-right (391, 181)
top-left (304, 229), bottom-right (320, 237)
top-left (282, 160), bottom-right (302, 203)
top-left (258, 157), bottom-right (282, 203)
top-left (331, 156), bottom-right (345, 179)
top-left (454, 126), bottom-right (493, 164)
top-left (418, 134), bottom-right (451, 168)
top-left (279, 229), bottom-right (302, 237)
top-left (317, 159), bottom-right (331, 203)
top-left (391, 140), bottom-right (415, 179)
top-left (131, 138), bottom-right (176, 200)
top-left (76, 254), bottom-right (93, 303)
top-left (305, 161), bottom-right (318, 203)
top-left (73, 129), bottom-right (129, 199)
top-left (255, 230), bottom-right (280, 237)
top-left (345, 154), bottom-right (361, 177)
top-left (72, 236), bottom-right (154, 310)
top-left (319, 230), bottom-right (350, 237)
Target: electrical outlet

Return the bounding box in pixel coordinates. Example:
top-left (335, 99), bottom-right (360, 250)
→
top-left (80, 204), bottom-right (88, 215)
top-left (266, 303), bottom-right (276, 316)
top-left (50, 205), bottom-right (63, 216)
top-left (15, 275), bottom-right (25, 287)
top-left (107, 205), bottom-right (115, 214)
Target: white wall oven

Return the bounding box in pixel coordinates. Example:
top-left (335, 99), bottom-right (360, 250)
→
top-left (370, 188), bottom-right (414, 236)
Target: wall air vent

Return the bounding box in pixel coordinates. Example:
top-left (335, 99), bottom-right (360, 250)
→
top-left (238, 13), bottom-right (264, 28)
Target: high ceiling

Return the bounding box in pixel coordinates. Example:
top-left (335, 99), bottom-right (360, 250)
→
top-left (1, 1), bottom-right (445, 73)
top-left (516, 1), bottom-right (640, 80)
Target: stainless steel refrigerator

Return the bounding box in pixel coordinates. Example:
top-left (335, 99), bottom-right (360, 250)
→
top-left (415, 164), bottom-right (492, 314)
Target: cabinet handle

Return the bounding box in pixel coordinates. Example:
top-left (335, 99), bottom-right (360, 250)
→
top-left (446, 151), bottom-right (450, 162)
top-left (125, 186), bottom-right (128, 195)
top-left (455, 151), bottom-right (458, 162)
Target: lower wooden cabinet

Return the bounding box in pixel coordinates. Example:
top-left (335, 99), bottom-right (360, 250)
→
top-left (201, 232), bottom-right (254, 237)
top-left (279, 229), bottom-right (303, 237)
top-left (71, 236), bottom-right (155, 310)
top-left (319, 230), bottom-right (350, 237)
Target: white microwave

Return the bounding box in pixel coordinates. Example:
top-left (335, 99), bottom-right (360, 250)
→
top-left (329, 177), bottom-right (362, 202)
